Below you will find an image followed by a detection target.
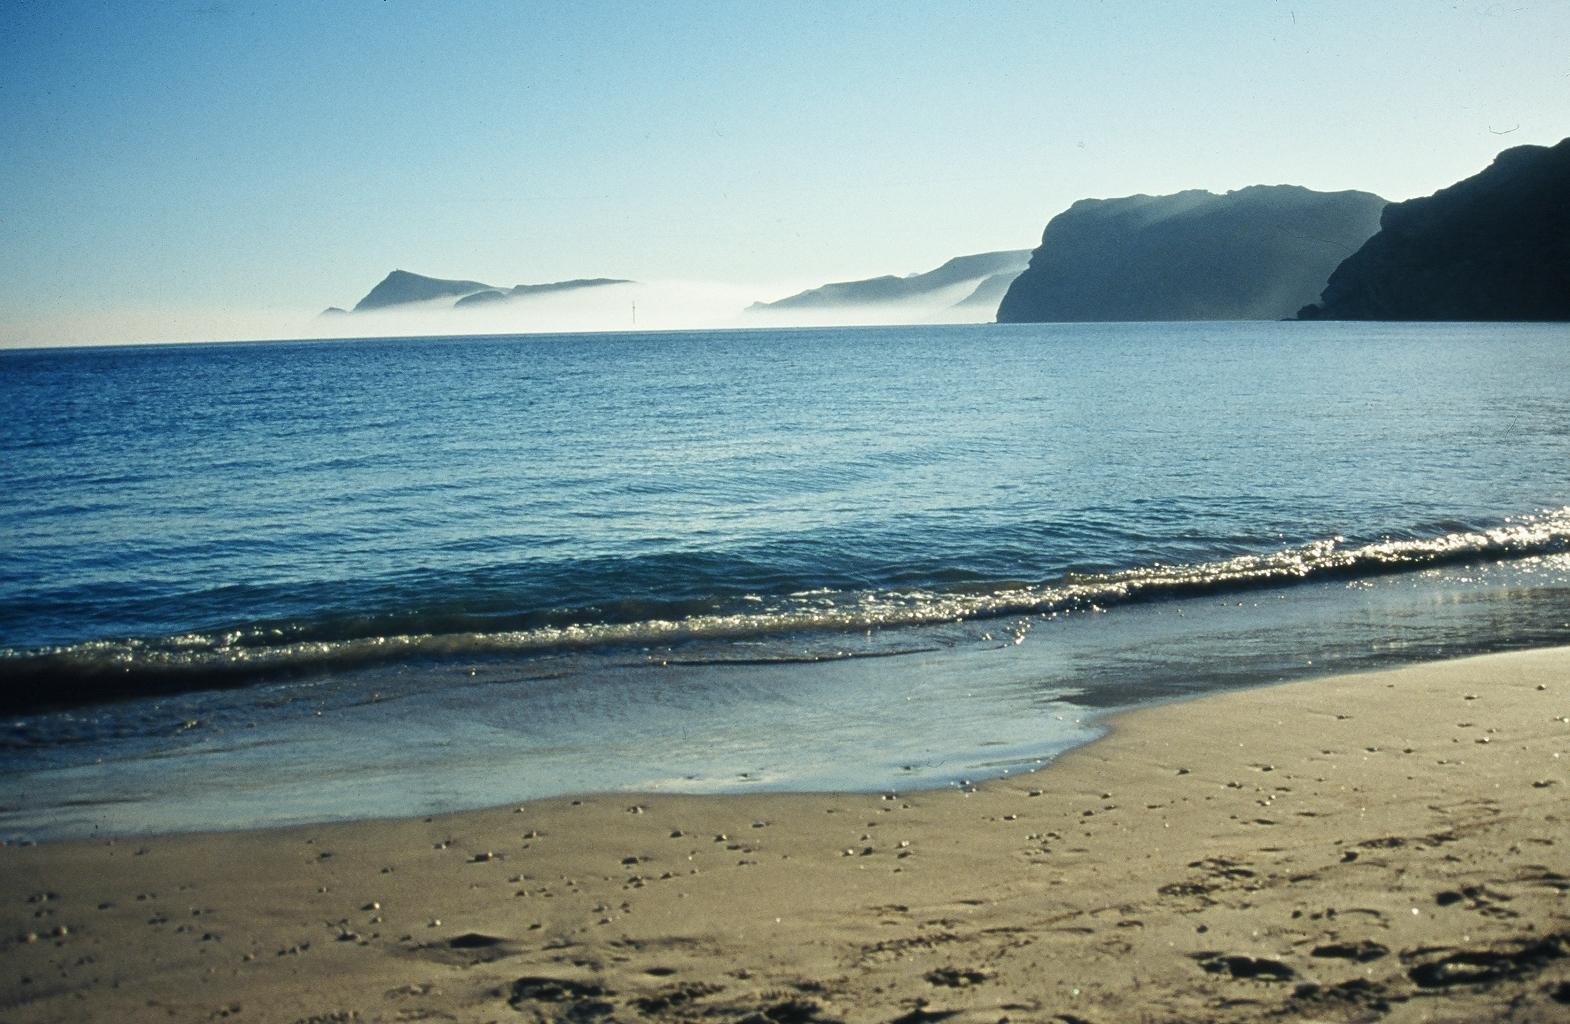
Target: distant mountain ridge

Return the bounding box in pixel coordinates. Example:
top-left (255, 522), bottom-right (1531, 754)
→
top-left (1298, 137), bottom-right (1570, 321)
top-left (750, 250), bottom-right (1031, 312)
top-left (342, 270), bottom-right (633, 314)
top-left (319, 143), bottom-right (1565, 329)
top-left (353, 270), bottom-right (496, 311)
top-left (952, 269), bottom-right (1021, 310)
top-left (452, 278), bottom-right (632, 309)
top-left (996, 186), bottom-right (1387, 322)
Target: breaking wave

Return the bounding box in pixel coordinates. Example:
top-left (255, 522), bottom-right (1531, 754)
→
top-left (5, 508), bottom-right (1567, 712)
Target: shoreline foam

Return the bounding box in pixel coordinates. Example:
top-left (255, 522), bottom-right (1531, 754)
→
top-left (4, 646), bottom-right (1569, 1021)
top-left (8, 507), bottom-right (1568, 714)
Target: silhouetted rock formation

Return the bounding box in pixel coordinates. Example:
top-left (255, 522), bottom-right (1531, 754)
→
top-left (751, 250), bottom-right (1030, 312)
top-left (451, 279), bottom-right (631, 308)
top-left (1298, 138), bottom-right (1570, 321)
top-left (348, 272), bottom-right (636, 312)
top-left (508, 278), bottom-right (631, 298)
top-left (318, 306), bottom-right (349, 317)
top-left (997, 186), bottom-right (1386, 322)
top-left (353, 270), bottom-right (497, 311)
top-left (953, 271), bottom-right (1022, 310)
top-left (451, 289), bottom-right (509, 308)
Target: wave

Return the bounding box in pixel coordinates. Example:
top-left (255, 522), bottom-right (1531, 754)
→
top-left (4, 508), bottom-right (1568, 712)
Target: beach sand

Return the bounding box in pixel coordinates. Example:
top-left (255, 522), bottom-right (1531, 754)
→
top-left (3, 646), bottom-right (1568, 1023)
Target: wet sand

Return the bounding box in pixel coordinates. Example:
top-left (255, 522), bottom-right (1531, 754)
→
top-left (4, 646), bottom-right (1568, 1023)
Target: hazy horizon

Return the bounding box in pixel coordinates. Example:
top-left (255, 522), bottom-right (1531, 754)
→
top-left (3, 1), bottom-right (1566, 348)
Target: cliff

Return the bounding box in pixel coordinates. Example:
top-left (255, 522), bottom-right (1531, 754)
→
top-left (996, 186), bottom-right (1387, 322)
top-left (1298, 138), bottom-right (1570, 321)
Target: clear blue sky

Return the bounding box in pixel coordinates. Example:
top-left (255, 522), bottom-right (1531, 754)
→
top-left (2, 0), bottom-right (1565, 345)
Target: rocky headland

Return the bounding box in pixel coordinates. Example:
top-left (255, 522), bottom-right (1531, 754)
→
top-left (1299, 138), bottom-right (1570, 321)
top-left (750, 250), bottom-right (1031, 314)
top-left (346, 270), bottom-right (633, 313)
top-left (997, 186), bottom-right (1386, 322)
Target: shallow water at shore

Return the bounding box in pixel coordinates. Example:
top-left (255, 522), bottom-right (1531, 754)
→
top-left (4, 553), bottom-right (1566, 839)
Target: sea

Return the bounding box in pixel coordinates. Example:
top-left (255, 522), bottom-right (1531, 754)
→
top-left (3, 321), bottom-right (1568, 840)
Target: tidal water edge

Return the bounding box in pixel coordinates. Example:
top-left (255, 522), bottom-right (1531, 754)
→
top-left (2, 321), bottom-right (1567, 838)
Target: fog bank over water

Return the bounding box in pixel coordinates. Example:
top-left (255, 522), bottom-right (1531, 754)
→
top-left (329, 279), bottom-right (1003, 341)
top-left (2, 279), bottom-right (1004, 349)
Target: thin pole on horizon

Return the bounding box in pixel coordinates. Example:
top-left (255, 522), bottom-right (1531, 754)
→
top-left (632, 301), bottom-right (637, 327)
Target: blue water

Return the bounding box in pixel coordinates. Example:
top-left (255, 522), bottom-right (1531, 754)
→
top-left (2, 321), bottom-right (1568, 838)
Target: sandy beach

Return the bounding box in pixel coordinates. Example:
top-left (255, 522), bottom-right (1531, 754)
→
top-left (4, 645), bottom-right (1568, 1023)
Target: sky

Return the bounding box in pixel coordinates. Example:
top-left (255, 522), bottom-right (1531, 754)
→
top-left (1, 0), bottom-right (1566, 346)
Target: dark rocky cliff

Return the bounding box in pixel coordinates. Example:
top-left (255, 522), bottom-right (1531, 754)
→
top-left (1298, 138), bottom-right (1570, 321)
top-left (997, 186), bottom-right (1386, 322)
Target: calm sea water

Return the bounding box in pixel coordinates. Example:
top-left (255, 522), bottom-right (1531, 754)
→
top-left (2, 321), bottom-right (1568, 838)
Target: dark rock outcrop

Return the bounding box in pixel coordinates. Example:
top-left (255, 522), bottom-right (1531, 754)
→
top-left (997, 186), bottom-right (1386, 322)
top-left (751, 250), bottom-right (1031, 312)
top-left (1298, 138), bottom-right (1570, 321)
